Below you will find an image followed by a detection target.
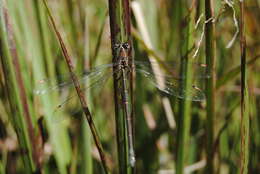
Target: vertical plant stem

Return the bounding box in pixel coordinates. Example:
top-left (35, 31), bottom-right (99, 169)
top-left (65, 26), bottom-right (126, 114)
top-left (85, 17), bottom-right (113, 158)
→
top-left (205, 0), bottom-right (216, 173)
top-left (107, 0), bottom-right (133, 173)
top-left (239, 1), bottom-right (249, 174)
top-left (31, 1), bottom-right (72, 173)
top-left (42, 1), bottom-right (109, 173)
top-left (176, 3), bottom-right (195, 174)
top-left (80, 12), bottom-right (93, 174)
top-left (0, 2), bottom-right (35, 173)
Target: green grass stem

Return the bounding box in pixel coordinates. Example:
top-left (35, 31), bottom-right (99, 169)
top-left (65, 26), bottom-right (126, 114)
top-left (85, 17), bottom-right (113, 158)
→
top-left (175, 3), bottom-right (195, 174)
top-left (205, 0), bottom-right (216, 173)
top-left (239, 1), bottom-right (249, 174)
top-left (108, 0), bottom-right (133, 173)
top-left (0, 2), bottom-right (35, 173)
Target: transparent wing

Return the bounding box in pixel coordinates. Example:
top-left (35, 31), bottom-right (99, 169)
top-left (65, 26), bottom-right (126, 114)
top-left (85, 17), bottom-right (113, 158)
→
top-left (134, 61), bottom-right (206, 101)
top-left (34, 63), bottom-right (115, 95)
top-left (50, 69), bottom-right (116, 123)
top-left (34, 63), bottom-right (115, 123)
top-left (134, 60), bottom-right (210, 79)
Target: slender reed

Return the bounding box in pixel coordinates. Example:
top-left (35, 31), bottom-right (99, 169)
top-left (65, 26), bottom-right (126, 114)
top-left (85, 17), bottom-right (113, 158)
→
top-left (175, 3), bottom-right (195, 174)
top-left (31, 1), bottom-right (73, 173)
top-left (107, 0), bottom-right (134, 173)
top-left (216, 55), bottom-right (260, 89)
top-left (42, 1), bottom-right (109, 173)
top-left (239, 1), bottom-right (249, 174)
top-left (205, 0), bottom-right (216, 173)
top-left (0, 2), bottom-right (40, 173)
top-left (80, 14), bottom-right (93, 174)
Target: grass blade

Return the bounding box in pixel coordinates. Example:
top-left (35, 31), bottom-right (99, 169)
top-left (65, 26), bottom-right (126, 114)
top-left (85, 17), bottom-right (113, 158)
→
top-left (175, 4), bottom-right (194, 174)
top-left (42, 0), bottom-right (109, 173)
top-left (216, 55), bottom-right (260, 90)
top-left (30, 1), bottom-right (72, 173)
top-left (239, 1), bottom-right (249, 174)
top-left (0, 2), bottom-right (36, 173)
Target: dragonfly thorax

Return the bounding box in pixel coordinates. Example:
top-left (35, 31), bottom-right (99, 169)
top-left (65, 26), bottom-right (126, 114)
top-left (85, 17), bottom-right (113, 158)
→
top-left (117, 57), bottom-right (129, 70)
top-left (113, 42), bottom-right (131, 69)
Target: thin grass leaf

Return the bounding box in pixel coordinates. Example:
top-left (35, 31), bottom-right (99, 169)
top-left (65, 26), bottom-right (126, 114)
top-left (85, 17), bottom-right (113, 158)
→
top-left (132, 0), bottom-right (176, 141)
top-left (216, 55), bottom-right (260, 89)
top-left (239, 1), bottom-right (249, 173)
top-left (0, 2), bottom-right (35, 173)
top-left (42, 0), bottom-right (109, 173)
top-left (175, 5), bottom-right (195, 174)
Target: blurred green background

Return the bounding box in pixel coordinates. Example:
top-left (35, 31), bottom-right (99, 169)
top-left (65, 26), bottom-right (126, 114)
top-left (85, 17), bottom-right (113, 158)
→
top-left (0, 0), bottom-right (259, 174)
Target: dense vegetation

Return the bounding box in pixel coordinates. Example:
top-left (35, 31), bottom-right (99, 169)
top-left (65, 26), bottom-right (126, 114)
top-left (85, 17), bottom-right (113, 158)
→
top-left (0, 0), bottom-right (259, 174)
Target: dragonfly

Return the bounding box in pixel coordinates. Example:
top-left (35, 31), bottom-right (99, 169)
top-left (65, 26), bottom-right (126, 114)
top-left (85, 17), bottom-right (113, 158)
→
top-left (35, 42), bottom-right (209, 167)
top-left (35, 49), bottom-right (209, 102)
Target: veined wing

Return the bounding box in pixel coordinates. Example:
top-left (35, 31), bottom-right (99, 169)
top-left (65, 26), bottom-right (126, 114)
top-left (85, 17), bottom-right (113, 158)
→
top-left (134, 60), bottom-right (210, 79)
top-left (134, 60), bottom-right (206, 101)
top-left (50, 68), bottom-right (116, 123)
top-left (34, 63), bottom-right (115, 123)
top-left (34, 63), bottom-right (114, 95)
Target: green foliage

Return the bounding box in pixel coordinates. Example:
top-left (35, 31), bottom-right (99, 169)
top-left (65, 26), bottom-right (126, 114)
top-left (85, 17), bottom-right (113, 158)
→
top-left (0, 0), bottom-right (258, 173)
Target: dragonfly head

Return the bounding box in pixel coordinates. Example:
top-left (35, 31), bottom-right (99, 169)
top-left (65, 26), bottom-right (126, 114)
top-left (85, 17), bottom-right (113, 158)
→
top-left (113, 42), bottom-right (131, 58)
top-left (113, 42), bottom-right (130, 51)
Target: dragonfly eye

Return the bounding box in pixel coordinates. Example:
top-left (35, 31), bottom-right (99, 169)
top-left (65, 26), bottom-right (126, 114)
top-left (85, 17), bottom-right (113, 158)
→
top-left (113, 43), bottom-right (120, 50)
top-left (122, 43), bottom-right (130, 50)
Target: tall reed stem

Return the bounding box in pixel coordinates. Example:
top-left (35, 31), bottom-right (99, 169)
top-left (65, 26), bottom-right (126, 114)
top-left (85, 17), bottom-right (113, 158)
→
top-left (0, 2), bottom-right (38, 173)
top-left (205, 0), bottom-right (216, 173)
top-left (42, 1), bottom-right (109, 173)
top-left (31, 1), bottom-right (72, 173)
top-left (175, 3), bottom-right (195, 174)
top-left (108, 0), bottom-right (133, 173)
top-left (239, 1), bottom-right (249, 174)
